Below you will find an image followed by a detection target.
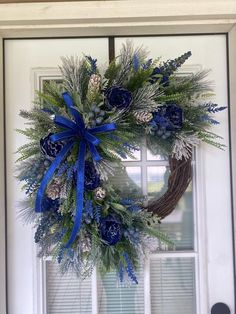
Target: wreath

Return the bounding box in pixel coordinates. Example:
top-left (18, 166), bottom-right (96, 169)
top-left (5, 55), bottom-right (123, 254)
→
top-left (17, 41), bottom-right (225, 284)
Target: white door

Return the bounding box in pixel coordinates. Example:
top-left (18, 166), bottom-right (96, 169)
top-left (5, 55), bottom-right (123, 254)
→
top-left (4, 35), bottom-right (234, 314)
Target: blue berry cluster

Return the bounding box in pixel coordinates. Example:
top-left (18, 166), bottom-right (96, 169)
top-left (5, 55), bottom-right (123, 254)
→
top-left (88, 104), bottom-right (105, 127)
top-left (124, 227), bottom-right (140, 245)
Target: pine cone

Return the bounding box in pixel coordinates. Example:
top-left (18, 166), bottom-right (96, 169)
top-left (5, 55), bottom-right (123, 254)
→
top-left (134, 111), bottom-right (153, 124)
top-left (46, 182), bottom-right (61, 200)
top-left (88, 74), bottom-right (101, 93)
top-left (94, 187), bottom-right (106, 200)
top-left (81, 237), bottom-right (91, 253)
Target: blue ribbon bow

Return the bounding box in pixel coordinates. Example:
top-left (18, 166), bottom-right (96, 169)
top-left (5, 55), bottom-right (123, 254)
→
top-left (35, 92), bottom-right (116, 248)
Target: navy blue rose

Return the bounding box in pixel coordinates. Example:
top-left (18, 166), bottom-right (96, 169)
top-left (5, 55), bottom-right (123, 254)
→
top-left (100, 215), bottom-right (122, 245)
top-left (152, 104), bottom-right (183, 131)
top-left (106, 86), bottom-right (132, 110)
top-left (40, 133), bottom-right (64, 158)
top-left (164, 104), bottom-right (183, 130)
top-left (84, 161), bottom-right (101, 190)
top-left (41, 197), bottom-right (60, 212)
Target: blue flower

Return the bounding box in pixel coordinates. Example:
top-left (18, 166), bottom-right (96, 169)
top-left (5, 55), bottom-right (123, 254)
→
top-left (165, 104), bottom-right (183, 130)
top-left (106, 86), bottom-right (132, 110)
top-left (41, 197), bottom-right (60, 212)
top-left (150, 67), bottom-right (169, 85)
top-left (153, 104), bottom-right (183, 131)
top-left (100, 215), bottom-right (122, 245)
top-left (84, 161), bottom-right (101, 190)
top-left (73, 161), bottom-right (100, 191)
top-left (40, 133), bottom-right (64, 158)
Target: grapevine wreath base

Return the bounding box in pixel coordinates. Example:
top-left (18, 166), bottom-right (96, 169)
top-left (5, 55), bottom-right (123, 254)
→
top-left (17, 41), bottom-right (225, 284)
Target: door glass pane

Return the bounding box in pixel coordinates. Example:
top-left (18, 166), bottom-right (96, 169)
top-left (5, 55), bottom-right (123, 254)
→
top-left (147, 166), bottom-right (169, 198)
top-left (158, 185), bottom-right (194, 251)
top-left (98, 270), bottom-right (144, 314)
top-left (150, 258), bottom-right (196, 314)
top-left (147, 148), bottom-right (168, 161)
top-left (46, 261), bottom-right (92, 314)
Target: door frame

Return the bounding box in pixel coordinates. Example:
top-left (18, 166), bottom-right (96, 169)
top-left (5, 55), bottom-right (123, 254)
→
top-left (1, 2), bottom-right (236, 314)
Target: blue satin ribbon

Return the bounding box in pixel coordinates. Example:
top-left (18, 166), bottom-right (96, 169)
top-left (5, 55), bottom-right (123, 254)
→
top-left (35, 92), bottom-right (116, 248)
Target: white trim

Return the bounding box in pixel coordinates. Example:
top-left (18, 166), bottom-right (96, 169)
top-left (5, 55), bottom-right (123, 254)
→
top-left (0, 37), bottom-right (6, 314)
top-left (143, 258), bottom-right (151, 314)
top-left (228, 24), bottom-right (236, 266)
top-left (91, 269), bottom-right (98, 314)
top-left (0, 1), bottom-right (236, 35)
top-left (195, 147), bottom-right (209, 314)
top-left (0, 1), bottom-right (235, 38)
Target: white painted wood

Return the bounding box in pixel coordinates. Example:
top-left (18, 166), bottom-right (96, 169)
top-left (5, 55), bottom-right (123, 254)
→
top-left (115, 35), bottom-right (234, 312)
top-left (4, 38), bottom-right (109, 314)
top-left (0, 37), bottom-right (6, 314)
top-left (228, 24), bottom-right (236, 267)
top-left (0, 1), bottom-right (235, 37)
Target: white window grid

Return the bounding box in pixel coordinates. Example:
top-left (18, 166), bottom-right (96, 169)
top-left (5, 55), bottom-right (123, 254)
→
top-left (32, 70), bottom-right (203, 314)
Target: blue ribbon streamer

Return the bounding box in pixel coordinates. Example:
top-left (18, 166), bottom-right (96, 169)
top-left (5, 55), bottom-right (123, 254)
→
top-left (35, 92), bottom-right (116, 247)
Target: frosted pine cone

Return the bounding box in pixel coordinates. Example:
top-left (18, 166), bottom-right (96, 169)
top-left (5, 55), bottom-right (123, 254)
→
top-left (81, 237), bottom-right (92, 253)
top-left (46, 181), bottom-right (61, 200)
top-left (88, 74), bottom-right (101, 93)
top-left (134, 111), bottom-right (153, 124)
top-left (94, 187), bottom-right (106, 200)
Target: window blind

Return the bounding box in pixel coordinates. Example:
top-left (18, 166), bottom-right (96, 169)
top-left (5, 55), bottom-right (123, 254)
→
top-left (150, 257), bottom-right (196, 314)
top-left (98, 270), bottom-right (145, 314)
top-left (46, 261), bottom-right (92, 314)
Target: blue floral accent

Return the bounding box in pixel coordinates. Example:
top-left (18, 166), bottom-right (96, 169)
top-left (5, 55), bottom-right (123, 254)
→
top-left (118, 262), bottom-right (124, 283)
top-left (100, 214), bottom-right (122, 245)
top-left (41, 197), bottom-right (60, 212)
top-left (165, 104), bottom-right (183, 130)
top-left (142, 59), bottom-right (152, 70)
top-left (152, 104), bottom-right (183, 131)
top-left (199, 102), bottom-right (227, 113)
top-left (74, 161), bottom-right (100, 191)
top-left (132, 54), bottom-right (140, 71)
top-left (200, 115), bottom-right (219, 125)
top-left (40, 133), bottom-right (64, 158)
top-left (151, 67), bottom-right (169, 85)
top-left (124, 252), bottom-right (138, 284)
top-left (84, 161), bottom-right (101, 190)
top-left (150, 51), bottom-right (192, 85)
top-left (106, 86), bottom-right (132, 110)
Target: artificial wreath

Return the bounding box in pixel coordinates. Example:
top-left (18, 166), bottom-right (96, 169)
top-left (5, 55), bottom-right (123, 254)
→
top-left (17, 41), bottom-right (225, 284)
